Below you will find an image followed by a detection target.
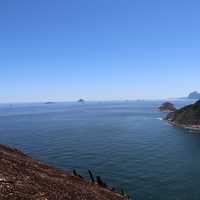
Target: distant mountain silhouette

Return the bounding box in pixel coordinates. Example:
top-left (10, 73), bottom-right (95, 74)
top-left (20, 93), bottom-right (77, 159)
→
top-left (175, 91), bottom-right (200, 100)
top-left (188, 91), bottom-right (200, 99)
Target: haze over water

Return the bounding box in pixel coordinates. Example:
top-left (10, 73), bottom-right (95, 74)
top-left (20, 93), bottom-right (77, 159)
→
top-left (0, 100), bottom-right (199, 200)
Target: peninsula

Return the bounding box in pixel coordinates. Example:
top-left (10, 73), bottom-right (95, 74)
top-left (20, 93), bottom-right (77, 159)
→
top-left (166, 100), bottom-right (200, 130)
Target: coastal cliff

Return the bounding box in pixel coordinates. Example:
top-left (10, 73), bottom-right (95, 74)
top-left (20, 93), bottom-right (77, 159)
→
top-left (166, 100), bottom-right (200, 130)
top-left (0, 144), bottom-right (130, 200)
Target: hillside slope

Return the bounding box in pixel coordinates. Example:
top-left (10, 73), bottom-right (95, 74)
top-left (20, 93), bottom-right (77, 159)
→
top-left (166, 100), bottom-right (200, 127)
top-left (0, 144), bottom-right (130, 200)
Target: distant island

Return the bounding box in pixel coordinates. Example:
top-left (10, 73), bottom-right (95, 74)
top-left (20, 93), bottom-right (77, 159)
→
top-left (44, 102), bottom-right (55, 104)
top-left (166, 100), bottom-right (200, 130)
top-left (78, 99), bottom-right (85, 103)
top-left (188, 91), bottom-right (200, 99)
top-left (172, 91), bottom-right (200, 100)
top-left (159, 102), bottom-right (176, 112)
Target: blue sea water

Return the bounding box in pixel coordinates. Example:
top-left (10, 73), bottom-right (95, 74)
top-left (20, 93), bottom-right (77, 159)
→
top-left (0, 100), bottom-right (200, 200)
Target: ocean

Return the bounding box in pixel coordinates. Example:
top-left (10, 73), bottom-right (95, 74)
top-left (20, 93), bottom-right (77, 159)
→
top-left (0, 100), bottom-right (199, 200)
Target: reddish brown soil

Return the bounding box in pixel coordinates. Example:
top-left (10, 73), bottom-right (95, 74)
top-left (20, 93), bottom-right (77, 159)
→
top-left (0, 144), bottom-right (130, 200)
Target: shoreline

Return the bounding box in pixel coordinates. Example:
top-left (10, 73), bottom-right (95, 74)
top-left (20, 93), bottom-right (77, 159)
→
top-left (165, 120), bottom-right (200, 132)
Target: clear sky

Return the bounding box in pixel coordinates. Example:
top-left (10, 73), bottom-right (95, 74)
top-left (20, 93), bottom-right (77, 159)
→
top-left (0, 0), bottom-right (200, 102)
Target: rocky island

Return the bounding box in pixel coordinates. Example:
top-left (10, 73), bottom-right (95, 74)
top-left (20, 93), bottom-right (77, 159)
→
top-left (159, 102), bottom-right (176, 112)
top-left (78, 99), bottom-right (85, 103)
top-left (0, 144), bottom-right (130, 200)
top-left (166, 100), bottom-right (200, 130)
top-left (44, 102), bottom-right (55, 104)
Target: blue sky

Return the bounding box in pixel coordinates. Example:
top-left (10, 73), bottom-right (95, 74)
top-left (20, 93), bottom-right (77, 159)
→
top-left (0, 0), bottom-right (200, 102)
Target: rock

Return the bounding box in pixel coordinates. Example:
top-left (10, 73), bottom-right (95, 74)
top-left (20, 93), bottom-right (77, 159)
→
top-left (159, 102), bottom-right (176, 112)
top-left (0, 144), bottom-right (130, 200)
top-left (44, 102), bottom-right (55, 104)
top-left (78, 99), bottom-right (85, 103)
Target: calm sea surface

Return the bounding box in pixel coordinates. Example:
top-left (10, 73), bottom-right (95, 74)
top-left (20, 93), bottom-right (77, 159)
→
top-left (0, 100), bottom-right (200, 200)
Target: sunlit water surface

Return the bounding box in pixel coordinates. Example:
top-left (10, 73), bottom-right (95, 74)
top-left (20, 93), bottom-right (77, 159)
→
top-left (0, 100), bottom-right (199, 200)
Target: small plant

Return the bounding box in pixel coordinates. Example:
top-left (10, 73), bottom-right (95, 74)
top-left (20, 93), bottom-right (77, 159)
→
top-left (88, 170), bottom-right (95, 183)
top-left (121, 188), bottom-right (125, 196)
top-left (120, 188), bottom-right (131, 199)
top-left (96, 176), bottom-right (103, 186)
top-left (78, 174), bottom-right (83, 179)
top-left (96, 176), bottom-right (107, 187)
top-left (73, 169), bottom-right (131, 199)
top-left (72, 169), bottom-right (83, 179)
top-left (73, 169), bottom-right (77, 176)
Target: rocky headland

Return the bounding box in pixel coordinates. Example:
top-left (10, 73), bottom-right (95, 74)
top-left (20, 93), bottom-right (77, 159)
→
top-left (166, 100), bottom-right (200, 131)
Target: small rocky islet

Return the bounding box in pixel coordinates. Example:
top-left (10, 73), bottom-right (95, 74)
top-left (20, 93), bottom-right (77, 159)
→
top-left (159, 102), bottom-right (176, 112)
top-left (78, 99), bottom-right (85, 103)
